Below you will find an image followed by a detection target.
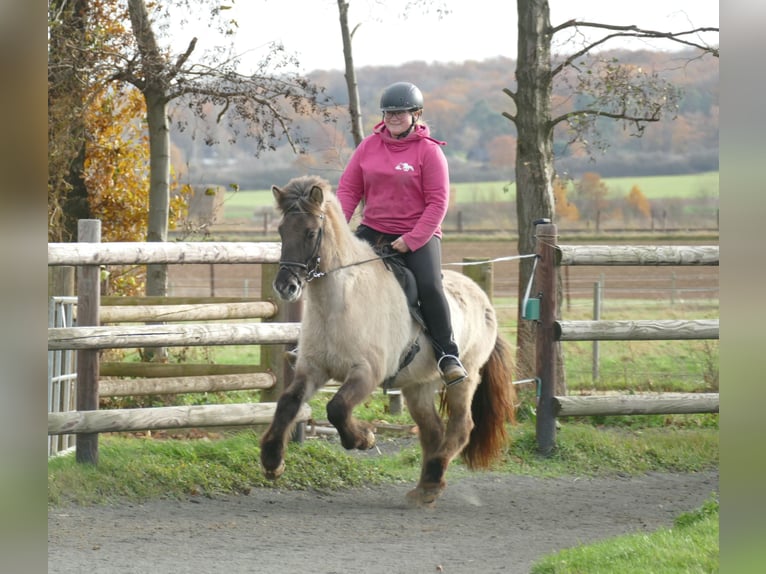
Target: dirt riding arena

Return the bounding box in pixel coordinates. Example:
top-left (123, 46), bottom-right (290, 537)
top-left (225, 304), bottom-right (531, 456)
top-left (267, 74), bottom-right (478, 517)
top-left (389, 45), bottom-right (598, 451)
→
top-left (48, 465), bottom-right (719, 573)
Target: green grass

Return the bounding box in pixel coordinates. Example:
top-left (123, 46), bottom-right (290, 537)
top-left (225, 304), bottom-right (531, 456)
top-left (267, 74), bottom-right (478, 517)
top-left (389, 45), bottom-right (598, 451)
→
top-left (453, 172), bottom-right (719, 202)
top-left (47, 430), bottom-right (415, 506)
top-left (494, 296), bottom-right (719, 394)
top-left (220, 172), bottom-right (720, 219)
top-left (221, 189), bottom-right (276, 219)
top-left (47, 415), bottom-right (718, 507)
top-left (531, 495), bottom-right (719, 573)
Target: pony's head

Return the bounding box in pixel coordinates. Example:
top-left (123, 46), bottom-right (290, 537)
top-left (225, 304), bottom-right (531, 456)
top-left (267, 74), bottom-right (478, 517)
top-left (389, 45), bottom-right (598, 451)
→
top-left (271, 176), bottom-right (331, 301)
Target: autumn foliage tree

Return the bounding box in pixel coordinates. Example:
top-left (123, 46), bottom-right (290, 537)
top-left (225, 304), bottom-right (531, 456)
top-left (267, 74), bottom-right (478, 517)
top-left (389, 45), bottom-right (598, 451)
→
top-left (50, 0), bottom-right (333, 305)
top-left (84, 85), bottom-right (190, 295)
top-left (626, 185), bottom-right (651, 220)
top-left (575, 171), bottom-right (610, 223)
top-left (552, 177), bottom-right (579, 221)
top-left (49, 1), bottom-right (190, 295)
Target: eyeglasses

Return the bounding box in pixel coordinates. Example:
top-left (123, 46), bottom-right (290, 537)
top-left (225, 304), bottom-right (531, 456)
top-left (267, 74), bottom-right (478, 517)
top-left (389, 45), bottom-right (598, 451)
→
top-left (383, 110), bottom-right (412, 119)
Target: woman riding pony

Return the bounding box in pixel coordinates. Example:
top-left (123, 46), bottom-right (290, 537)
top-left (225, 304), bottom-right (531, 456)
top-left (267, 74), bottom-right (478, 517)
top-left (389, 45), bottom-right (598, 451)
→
top-left (336, 81), bottom-right (468, 386)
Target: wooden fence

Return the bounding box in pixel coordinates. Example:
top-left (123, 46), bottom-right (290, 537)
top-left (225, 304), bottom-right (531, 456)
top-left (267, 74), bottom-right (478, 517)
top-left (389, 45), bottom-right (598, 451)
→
top-left (47, 220), bottom-right (305, 464)
top-left (50, 220), bottom-right (716, 462)
top-left (533, 222), bottom-right (719, 454)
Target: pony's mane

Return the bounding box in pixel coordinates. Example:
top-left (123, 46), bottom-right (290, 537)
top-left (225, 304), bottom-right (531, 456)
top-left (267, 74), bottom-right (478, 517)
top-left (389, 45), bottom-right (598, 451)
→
top-left (275, 175), bottom-right (370, 264)
top-left (274, 175), bottom-right (331, 217)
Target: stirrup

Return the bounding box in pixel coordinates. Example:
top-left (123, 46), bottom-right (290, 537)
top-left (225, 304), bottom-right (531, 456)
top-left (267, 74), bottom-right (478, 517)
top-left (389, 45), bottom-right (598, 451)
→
top-left (437, 354), bottom-right (467, 387)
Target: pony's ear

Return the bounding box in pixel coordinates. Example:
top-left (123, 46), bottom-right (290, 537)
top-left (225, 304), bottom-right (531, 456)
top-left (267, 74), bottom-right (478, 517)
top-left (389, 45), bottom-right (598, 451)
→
top-left (271, 185), bottom-right (282, 201)
top-left (308, 184), bottom-right (324, 206)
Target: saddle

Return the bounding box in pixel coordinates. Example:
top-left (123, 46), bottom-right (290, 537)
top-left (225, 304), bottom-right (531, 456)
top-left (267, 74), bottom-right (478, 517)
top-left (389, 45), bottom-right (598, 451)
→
top-left (373, 245), bottom-right (427, 390)
top-left (373, 244), bottom-right (426, 330)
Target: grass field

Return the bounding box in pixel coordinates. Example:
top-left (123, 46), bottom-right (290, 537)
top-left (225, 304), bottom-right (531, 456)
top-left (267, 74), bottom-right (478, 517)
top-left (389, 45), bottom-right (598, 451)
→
top-left (220, 172), bottom-right (719, 220)
top-left (451, 171), bottom-right (719, 202)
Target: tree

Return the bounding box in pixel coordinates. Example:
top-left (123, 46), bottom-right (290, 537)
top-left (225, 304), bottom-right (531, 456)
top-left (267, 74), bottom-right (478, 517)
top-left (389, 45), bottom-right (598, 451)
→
top-left (49, 0), bottom-right (333, 360)
top-left (503, 0), bottom-right (718, 383)
top-left (334, 0), bottom-right (451, 149)
top-left (552, 177), bottom-right (578, 221)
top-left (88, 0), bottom-right (332, 301)
top-left (49, 1), bottom-right (190, 294)
top-left (575, 171), bottom-right (609, 224)
top-left (83, 84), bottom-right (191, 296)
top-left (626, 185), bottom-right (651, 221)
top-left (48, 0), bottom-right (92, 242)
top-left (337, 0), bottom-right (364, 147)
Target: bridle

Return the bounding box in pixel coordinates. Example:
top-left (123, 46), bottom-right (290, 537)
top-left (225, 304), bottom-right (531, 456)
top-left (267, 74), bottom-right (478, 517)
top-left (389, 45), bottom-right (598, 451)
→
top-left (278, 211), bottom-right (325, 283)
top-left (277, 209), bottom-right (403, 282)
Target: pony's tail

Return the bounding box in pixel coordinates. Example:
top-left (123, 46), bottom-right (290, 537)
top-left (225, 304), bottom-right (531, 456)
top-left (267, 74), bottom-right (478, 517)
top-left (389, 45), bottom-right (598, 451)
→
top-left (462, 335), bottom-right (518, 470)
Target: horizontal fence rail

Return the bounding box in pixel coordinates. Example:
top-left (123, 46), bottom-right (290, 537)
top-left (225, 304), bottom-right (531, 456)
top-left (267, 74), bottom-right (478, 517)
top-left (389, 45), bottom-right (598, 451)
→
top-left (555, 319), bottom-right (719, 341)
top-left (99, 362), bottom-right (266, 377)
top-left (48, 403), bottom-right (312, 435)
top-left (557, 245), bottom-right (719, 266)
top-left (554, 393), bottom-right (720, 417)
top-left (99, 373), bottom-right (277, 397)
top-left (47, 241), bottom-right (282, 266)
top-left (100, 301), bottom-right (278, 323)
top-left (48, 322), bottom-right (301, 350)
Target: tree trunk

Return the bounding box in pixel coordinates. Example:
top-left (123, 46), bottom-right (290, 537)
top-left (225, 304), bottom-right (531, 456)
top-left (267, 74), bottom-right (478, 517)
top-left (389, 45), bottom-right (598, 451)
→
top-left (128, 0), bottom-right (171, 361)
top-left (337, 0), bottom-right (364, 146)
top-left (514, 0), bottom-right (565, 393)
top-left (144, 86), bottom-right (170, 297)
top-left (48, 0), bottom-right (91, 242)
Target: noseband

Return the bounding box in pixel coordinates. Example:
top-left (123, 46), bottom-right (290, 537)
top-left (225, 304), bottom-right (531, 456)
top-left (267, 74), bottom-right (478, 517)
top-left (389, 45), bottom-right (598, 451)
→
top-left (278, 211), bottom-right (326, 282)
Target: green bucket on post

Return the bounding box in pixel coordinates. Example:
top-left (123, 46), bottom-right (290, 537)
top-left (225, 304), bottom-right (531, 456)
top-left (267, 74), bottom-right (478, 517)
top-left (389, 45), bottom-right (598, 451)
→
top-left (523, 297), bottom-right (540, 321)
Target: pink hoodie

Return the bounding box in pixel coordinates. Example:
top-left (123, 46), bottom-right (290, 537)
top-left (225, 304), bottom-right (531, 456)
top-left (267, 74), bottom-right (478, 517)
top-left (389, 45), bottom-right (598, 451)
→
top-left (336, 122), bottom-right (449, 252)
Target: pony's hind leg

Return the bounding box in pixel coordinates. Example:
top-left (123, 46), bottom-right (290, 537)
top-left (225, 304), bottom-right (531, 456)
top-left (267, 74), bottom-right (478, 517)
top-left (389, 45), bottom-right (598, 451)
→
top-left (260, 372), bottom-right (317, 480)
top-left (326, 364), bottom-right (378, 451)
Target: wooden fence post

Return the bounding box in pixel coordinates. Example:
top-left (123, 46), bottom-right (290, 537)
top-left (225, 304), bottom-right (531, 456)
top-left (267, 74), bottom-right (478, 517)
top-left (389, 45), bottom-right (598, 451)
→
top-left (462, 258), bottom-right (493, 301)
top-left (592, 280), bottom-right (602, 382)
top-left (76, 220), bottom-right (101, 464)
top-left (535, 222), bottom-right (558, 456)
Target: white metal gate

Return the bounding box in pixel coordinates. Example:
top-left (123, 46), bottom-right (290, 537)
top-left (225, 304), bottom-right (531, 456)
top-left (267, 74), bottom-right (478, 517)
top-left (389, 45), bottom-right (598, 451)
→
top-left (48, 296), bottom-right (77, 456)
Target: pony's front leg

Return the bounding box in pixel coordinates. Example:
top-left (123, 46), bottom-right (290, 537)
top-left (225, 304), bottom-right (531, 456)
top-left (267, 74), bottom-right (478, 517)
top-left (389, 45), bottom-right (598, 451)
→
top-left (326, 364), bottom-right (378, 451)
top-left (260, 373), bottom-right (315, 480)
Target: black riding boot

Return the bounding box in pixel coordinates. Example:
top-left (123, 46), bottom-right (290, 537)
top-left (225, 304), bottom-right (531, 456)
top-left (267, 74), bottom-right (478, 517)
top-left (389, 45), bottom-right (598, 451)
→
top-left (432, 338), bottom-right (467, 387)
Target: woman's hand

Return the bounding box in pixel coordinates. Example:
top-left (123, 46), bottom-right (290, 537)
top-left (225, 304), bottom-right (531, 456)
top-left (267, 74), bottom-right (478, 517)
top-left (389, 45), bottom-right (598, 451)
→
top-left (391, 237), bottom-right (410, 253)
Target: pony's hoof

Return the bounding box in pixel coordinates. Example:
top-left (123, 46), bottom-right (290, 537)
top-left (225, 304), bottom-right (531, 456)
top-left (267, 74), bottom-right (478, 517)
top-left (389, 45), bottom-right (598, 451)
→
top-left (405, 484), bottom-right (444, 508)
top-left (261, 460), bottom-right (285, 481)
top-left (360, 428), bottom-right (376, 450)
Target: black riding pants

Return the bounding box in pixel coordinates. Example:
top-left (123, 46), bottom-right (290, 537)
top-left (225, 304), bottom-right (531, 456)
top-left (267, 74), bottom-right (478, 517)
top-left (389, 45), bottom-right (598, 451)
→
top-left (355, 225), bottom-right (459, 359)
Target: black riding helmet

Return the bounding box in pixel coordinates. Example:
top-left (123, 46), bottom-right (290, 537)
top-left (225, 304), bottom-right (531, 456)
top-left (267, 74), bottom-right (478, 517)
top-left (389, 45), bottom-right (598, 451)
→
top-left (380, 82), bottom-right (423, 138)
top-left (379, 82), bottom-right (424, 112)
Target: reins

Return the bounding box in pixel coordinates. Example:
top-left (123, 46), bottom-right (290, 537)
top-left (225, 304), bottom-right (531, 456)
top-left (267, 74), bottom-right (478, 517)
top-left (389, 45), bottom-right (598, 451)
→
top-left (278, 209), bottom-right (401, 281)
top-left (310, 250), bottom-right (401, 280)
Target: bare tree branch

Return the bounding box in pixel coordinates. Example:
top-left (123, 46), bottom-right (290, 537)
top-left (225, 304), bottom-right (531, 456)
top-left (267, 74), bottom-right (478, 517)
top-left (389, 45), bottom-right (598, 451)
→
top-left (551, 24), bottom-right (719, 77)
top-left (552, 108), bottom-right (661, 129)
top-left (170, 37), bottom-right (198, 77)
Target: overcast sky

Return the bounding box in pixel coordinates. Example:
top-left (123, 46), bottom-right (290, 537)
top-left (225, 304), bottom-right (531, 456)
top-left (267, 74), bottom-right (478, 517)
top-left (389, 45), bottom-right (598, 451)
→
top-left (218, 0), bottom-right (718, 73)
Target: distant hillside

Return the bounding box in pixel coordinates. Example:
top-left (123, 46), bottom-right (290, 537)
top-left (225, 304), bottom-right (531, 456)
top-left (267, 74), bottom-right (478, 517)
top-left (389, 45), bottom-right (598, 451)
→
top-left (170, 49), bottom-right (718, 189)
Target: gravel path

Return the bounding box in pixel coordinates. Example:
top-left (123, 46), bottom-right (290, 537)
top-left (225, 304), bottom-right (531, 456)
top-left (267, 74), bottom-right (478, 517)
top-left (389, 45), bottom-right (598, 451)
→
top-left (48, 469), bottom-right (718, 574)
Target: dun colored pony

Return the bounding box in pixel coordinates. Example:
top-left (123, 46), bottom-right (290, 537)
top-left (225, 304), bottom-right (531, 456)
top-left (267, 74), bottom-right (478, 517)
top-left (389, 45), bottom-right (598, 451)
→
top-left (260, 175), bottom-right (517, 506)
